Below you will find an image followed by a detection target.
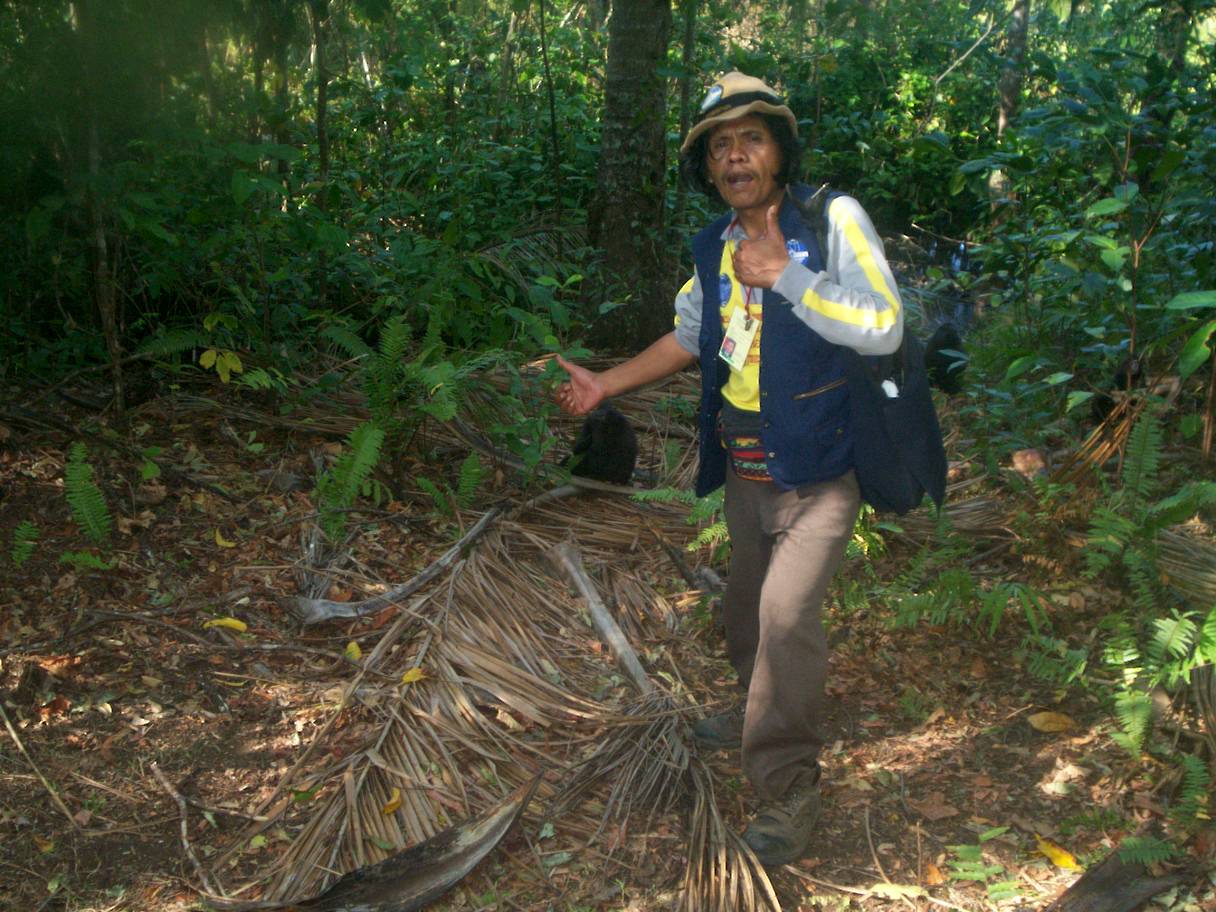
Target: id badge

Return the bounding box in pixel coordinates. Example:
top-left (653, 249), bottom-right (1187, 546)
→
top-left (718, 306), bottom-right (758, 373)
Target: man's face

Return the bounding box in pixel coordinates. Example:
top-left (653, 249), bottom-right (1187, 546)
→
top-left (705, 115), bottom-right (784, 213)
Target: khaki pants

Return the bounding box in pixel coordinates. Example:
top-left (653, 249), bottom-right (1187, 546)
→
top-left (722, 468), bottom-right (860, 801)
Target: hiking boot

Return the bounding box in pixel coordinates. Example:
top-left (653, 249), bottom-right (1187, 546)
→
top-left (743, 773), bottom-right (822, 866)
top-left (691, 703), bottom-right (746, 750)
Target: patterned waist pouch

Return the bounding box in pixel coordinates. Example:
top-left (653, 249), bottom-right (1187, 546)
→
top-left (719, 402), bottom-right (771, 482)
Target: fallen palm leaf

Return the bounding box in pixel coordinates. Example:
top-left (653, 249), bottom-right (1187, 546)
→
top-left (548, 540), bottom-right (779, 912)
top-left (223, 777), bottom-right (539, 912)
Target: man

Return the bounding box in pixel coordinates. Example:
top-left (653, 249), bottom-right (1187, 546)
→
top-left (555, 71), bottom-right (902, 865)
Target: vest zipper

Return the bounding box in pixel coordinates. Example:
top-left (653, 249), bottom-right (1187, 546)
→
top-left (792, 376), bottom-right (847, 400)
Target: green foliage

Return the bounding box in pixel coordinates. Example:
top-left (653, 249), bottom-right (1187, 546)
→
top-left (314, 421), bottom-right (386, 542)
top-left (1171, 753), bottom-right (1210, 828)
top-left (1116, 835), bottom-right (1181, 866)
top-left (10, 521), bottom-right (38, 567)
top-left (414, 454), bottom-right (483, 517)
top-left (64, 444), bottom-right (112, 544)
top-left (58, 551), bottom-right (119, 571)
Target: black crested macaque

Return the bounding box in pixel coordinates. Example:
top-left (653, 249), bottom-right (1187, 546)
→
top-left (565, 404), bottom-right (638, 485)
top-left (1090, 356), bottom-right (1144, 424)
top-left (924, 323), bottom-right (967, 394)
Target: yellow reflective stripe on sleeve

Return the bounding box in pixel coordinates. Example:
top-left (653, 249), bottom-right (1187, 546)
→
top-left (839, 211), bottom-right (901, 315)
top-left (679, 277), bottom-right (694, 294)
top-left (799, 291), bottom-right (899, 329)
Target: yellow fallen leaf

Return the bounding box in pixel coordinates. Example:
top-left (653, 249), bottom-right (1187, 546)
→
top-left (1036, 834), bottom-right (1081, 870)
top-left (344, 641), bottom-right (362, 662)
top-left (1028, 711), bottom-right (1076, 733)
top-left (214, 528), bottom-right (237, 548)
top-left (203, 617), bottom-right (248, 633)
top-left (924, 862), bottom-right (946, 885)
top-left (381, 787), bottom-right (402, 815)
top-left (401, 667), bottom-right (425, 685)
top-left (34, 834), bottom-right (55, 853)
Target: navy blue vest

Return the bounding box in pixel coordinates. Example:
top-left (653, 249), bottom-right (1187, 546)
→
top-left (692, 186), bottom-right (855, 496)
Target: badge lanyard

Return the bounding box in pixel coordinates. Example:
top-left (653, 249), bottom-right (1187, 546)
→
top-left (718, 222), bottom-right (759, 372)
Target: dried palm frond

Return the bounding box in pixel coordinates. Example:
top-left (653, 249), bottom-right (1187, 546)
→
top-left (474, 224), bottom-right (588, 297)
top-left (1157, 526), bottom-right (1216, 608)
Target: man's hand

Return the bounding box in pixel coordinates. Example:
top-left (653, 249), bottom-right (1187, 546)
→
top-left (732, 205), bottom-right (790, 289)
top-left (554, 355), bottom-right (606, 416)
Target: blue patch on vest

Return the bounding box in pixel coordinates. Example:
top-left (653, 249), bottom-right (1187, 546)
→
top-left (718, 273), bottom-right (732, 308)
top-left (786, 238), bottom-right (809, 263)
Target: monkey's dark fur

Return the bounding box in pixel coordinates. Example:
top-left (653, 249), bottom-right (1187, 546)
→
top-left (923, 323), bottom-right (967, 394)
top-left (564, 404), bottom-right (638, 485)
top-left (1091, 356), bottom-right (1144, 424)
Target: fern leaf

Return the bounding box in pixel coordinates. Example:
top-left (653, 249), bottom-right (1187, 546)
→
top-left (315, 422), bottom-right (385, 541)
top-left (1149, 614), bottom-right (1197, 664)
top-left (321, 325), bottom-right (373, 360)
top-left (65, 443), bottom-right (112, 544)
top-left (1116, 835), bottom-right (1179, 865)
top-left (1196, 606), bottom-right (1216, 665)
top-left (1170, 753), bottom-right (1210, 827)
top-left (137, 328), bottom-right (210, 357)
top-left (455, 453), bottom-right (483, 508)
top-left (415, 477), bottom-right (452, 517)
top-left (1120, 412), bottom-right (1162, 508)
top-left (10, 521), bottom-right (38, 566)
top-left (1113, 689), bottom-right (1153, 755)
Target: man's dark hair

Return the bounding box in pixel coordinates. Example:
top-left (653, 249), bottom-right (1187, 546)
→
top-left (678, 113), bottom-right (803, 206)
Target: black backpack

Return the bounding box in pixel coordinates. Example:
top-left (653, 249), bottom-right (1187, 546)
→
top-left (792, 185), bottom-right (948, 515)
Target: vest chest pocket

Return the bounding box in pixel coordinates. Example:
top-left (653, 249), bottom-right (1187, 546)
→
top-left (792, 376), bottom-right (847, 400)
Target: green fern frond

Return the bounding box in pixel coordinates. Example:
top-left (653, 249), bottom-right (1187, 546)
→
top-left (1112, 689), bottom-right (1154, 755)
top-left (137, 328), bottom-right (211, 357)
top-left (65, 443), bottom-right (112, 544)
top-left (1171, 753), bottom-right (1210, 827)
top-left (1116, 835), bottom-right (1180, 866)
top-left (416, 476), bottom-right (452, 517)
top-left (1148, 613), bottom-right (1197, 667)
top-left (321, 325), bottom-right (374, 360)
top-left (10, 521), bottom-right (38, 566)
top-left (58, 550), bottom-right (117, 571)
top-left (631, 486), bottom-right (697, 506)
top-left (1196, 607), bottom-right (1216, 665)
top-left (1120, 412), bottom-right (1162, 508)
top-left (1149, 481), bottom-right (1216, 527)
top-left (455, 453), bottom-right (483, 508)
top-left (690, 520), bottom-right (729, 552)
top-left (315, 422), bottom-right (385, 541)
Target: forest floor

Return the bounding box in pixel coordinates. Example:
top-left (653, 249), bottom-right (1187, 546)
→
top-left (0, 371), bottom-right (1213, 912)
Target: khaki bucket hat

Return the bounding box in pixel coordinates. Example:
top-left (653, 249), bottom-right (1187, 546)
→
top-left (680, 71), bottom-right (798, 154)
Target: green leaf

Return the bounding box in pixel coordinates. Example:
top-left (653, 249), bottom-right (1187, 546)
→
top-left (1100, 247), bottom-right (1129, 273)
top-left (1044, 372), bottom-right (1073, 386)
top-left (1004, 355), bottom-right (1039, 382)
top-left (1196, 607), bottom-right (1216, 665)
top-left (1086, 198), bottom-right (1127, 218)
top-left (1166, 290), bottom-right (1216, 311)
top-left (231, 171), bottom-right (256, 205)
top-left (1150, 149), bottom-right (1185, 183)
top-left (1066, 390), bottom-right (1095, 413)
top-left (1178, 319), bottom-right (1216, 380)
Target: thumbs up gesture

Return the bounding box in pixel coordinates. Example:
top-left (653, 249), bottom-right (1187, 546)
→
top-left (732, 205), bottom-right (790, 289)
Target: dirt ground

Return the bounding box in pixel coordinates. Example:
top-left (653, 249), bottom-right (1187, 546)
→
top-left (1, 384), bottom-right (1213, 912)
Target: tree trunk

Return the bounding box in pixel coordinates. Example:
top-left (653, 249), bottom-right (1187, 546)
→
top-left (671, 0), bottom-right (699, 246)
top-left (76, 0), bottom-right (124, 412)
top-left (537, 0), bottom-right (564, 214)
top-left (587, 0), bottom-right (673, 349)
top-left (997, 0), bottom-right (1029, 138)
top-left (494, 12), bottom-right (518, 142)
top-left (309, 0), bottom-right (330, 314)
